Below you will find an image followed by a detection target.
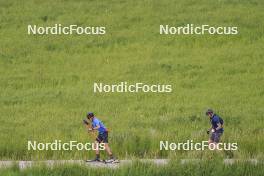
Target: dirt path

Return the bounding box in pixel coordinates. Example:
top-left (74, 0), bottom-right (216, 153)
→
top-left (0, 159), bottom-right (260, 169)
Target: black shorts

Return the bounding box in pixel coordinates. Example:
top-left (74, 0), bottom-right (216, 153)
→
top-left (210, 132), bottom-right (222, 143)
top-left (96, 132), bottom-right (108, 143)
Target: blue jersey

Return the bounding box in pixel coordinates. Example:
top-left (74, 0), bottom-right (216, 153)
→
top-left (211, 114), bottom-right (224, 133)
top-left (92, 117), bottom-right (107, 133)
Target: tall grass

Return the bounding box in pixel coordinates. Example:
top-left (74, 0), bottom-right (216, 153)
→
top-left (0, 160), bottom-right (264, 176)
top-left (0, 0), bottom-right (264, 160)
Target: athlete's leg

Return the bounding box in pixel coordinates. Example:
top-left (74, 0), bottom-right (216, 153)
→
top-left (95, 140), bottom-right (100, 155)
top-left (209, 132), bottom-right (217, 150)
top-left (94, 134), bottom-right (103, 160)
top-left (104, 143), bottom-right (113, 155)
top-left (214, 133), bottom-right (222, 150)
top-left (102, 132), bottom-right (115, 159)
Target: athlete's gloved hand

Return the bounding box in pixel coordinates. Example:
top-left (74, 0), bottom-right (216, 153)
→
top-left (83, 119), bottom-right (89, 125)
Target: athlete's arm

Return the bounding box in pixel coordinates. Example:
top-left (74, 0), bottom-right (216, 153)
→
top-left (215, 123), bottom-right (222, 131)
top-left (92, 125), bottom-right (100, 130)
top-left (207, 127), bottom-right (212, 134)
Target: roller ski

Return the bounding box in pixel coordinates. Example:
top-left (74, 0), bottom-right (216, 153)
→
top-left (105, 158), bottom-right (120, 164)
top-left (85, 158), bottom-right (106, 163)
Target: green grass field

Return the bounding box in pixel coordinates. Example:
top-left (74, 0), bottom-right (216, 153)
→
top-left (0, 0), bottom-right (263, 168)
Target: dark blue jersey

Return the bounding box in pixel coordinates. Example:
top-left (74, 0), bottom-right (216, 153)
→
top-left (211, 114), bottom-right (224, 133)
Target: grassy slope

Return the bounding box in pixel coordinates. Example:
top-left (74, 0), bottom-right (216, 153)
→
top-left (0, 0), bottom-right (264, 159)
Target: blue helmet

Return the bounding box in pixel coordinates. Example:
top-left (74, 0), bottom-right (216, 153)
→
top-left (87, 112), bottom-right (94, 118)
